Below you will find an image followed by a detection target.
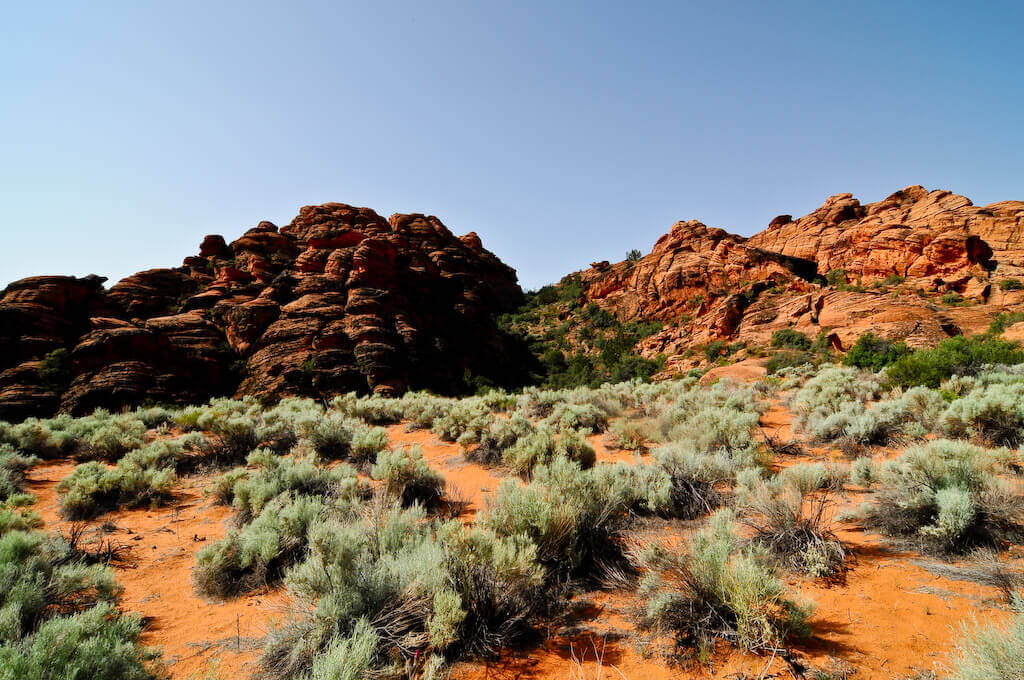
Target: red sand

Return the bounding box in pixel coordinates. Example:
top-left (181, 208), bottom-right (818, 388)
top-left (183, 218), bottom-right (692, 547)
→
top-left (19, 408), bottom-right (1013, 679)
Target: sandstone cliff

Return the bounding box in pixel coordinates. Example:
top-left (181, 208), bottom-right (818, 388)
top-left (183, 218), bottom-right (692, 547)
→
top-left (0, 204), bottom-right (523, 419)
top-left (577, 186), bottom-right (1024, 370)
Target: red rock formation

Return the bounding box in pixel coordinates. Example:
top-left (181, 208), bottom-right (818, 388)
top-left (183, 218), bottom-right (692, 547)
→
top-left (0, 204), bottom-right (522, 419)
top-left (578, 186), bottom-right (1024, 366)
top-left (748, 186), bottom-right (1024, 285)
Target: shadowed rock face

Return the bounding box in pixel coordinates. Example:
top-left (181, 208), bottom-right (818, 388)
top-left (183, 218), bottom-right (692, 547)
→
top-left (0, 203), bottom-right (523, 420)
top-left (577, 186), bottom-right (1024, 369)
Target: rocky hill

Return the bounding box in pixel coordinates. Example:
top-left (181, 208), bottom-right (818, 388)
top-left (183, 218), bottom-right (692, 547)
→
top-left (576, 186), bottom-right (1024, 373)
top-left (0, 204), bottom-right (524, 419)
top-left (4, 186), bottom-right (1023, 419)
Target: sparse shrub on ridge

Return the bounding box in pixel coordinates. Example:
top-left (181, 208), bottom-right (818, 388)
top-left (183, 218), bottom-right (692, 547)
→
top-left (771, 328), bottom-right (811, 351)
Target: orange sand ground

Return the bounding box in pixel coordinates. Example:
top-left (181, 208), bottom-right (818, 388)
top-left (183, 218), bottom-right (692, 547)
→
top-left (23, 398), bottom-right (1014, 679)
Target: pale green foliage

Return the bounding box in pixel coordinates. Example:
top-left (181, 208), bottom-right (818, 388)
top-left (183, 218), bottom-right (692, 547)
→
top-left (371, 446), bottom-right (445, 507)
top-left (502, 426), bottom-right (595, 476)
top-left (462, 413), bottom-right (534, 464)
top-left (331, 392), bottom-right (404, 425)
top-left (636, 511), bottom-right (809, 657)
top-left (482, 456), bottom-right (626, 580)
top-left (57, 442), bottom-right (179, 520)
top-left (941, 382), bottom-right (1024, 446)
top-left (542, 402), bottom-right (609, 433)
top-left (779, 462), bottom-right (847, 494)
top-left (790, 367), bottom-right (880, 432)
top-left (849, 457), bottom-right (877, 487)
top-left (860, 439), bottom-right (1024, 553)
top-left (949, 598), bottom-right (1024, 680)
top-left (0, 529), bottom-right (156, 679)
top-left (431, 398), bottom-right (491, 442)
top-left (661, 406), bottom-right (763, 466)
top-left (304, 618), bottom-right (379, 680)
top-left (0, 446), bottom-right (38, 503)
top-left (427, 588), bottom-right (466, 650)
top-left (194, 494), bottom-right (330, 598)
top-left (608, 417), bottom-right (660, 450)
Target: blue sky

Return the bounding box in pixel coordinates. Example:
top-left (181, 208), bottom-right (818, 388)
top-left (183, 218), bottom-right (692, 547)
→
top-left (1, 1), bottom-right (1021, 290)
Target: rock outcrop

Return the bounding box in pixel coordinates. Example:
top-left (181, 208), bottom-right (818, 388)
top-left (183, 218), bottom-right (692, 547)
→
top-left (577, 186), bottom-right (1024, 368)
top-left (0, 203), bottom-right (523, 419)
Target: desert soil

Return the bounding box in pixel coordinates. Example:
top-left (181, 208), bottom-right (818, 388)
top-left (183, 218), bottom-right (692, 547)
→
top-left (24, 394), bottom-right (1011, 680)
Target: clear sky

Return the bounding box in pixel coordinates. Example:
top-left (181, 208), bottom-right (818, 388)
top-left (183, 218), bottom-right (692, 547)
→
top-left (1, 1), bottom-right (1021, 291)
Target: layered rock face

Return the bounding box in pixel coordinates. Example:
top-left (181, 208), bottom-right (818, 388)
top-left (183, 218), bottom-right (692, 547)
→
top-left (747, 186), bottom-right (1024, 284)
top-left (579, 186), bottom-right (1024, 366)
top-left (0, 204), bottom-right (522, 420)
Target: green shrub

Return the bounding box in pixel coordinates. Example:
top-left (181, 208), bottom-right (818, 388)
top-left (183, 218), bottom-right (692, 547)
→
top-left (431, 398), bottom-right (491, 443)
top-left (261, 503), bottom-right (544, 679)
top-left (194, 494), bottom-right (329, 598)
top-left (463, 414), bottom-right (534, 465)
top-left (990, 311), bottom-right (1024, 335)
top-left (771, 328), bottom-right (811, 351)
top-left (660, 405), bottom-right (763, 467)
top-left (218, 449), bottom-right (364, 522)
top-left (766, 350), bottom-right (816, 374)
top-left (635, 511), bottom-right (810, 658)
top-left (825, 269), bottom-right (847, 287)
top-left (0, 446), bottom-right (38, 503)
top-left (502, 426), bottom-right (595, 476)
top-left (350, 426), bottom-right (388, 466)
top-left (57, 459), bottom-right (177, 520)
top-left (704, 340), bottom-right (728, 362)
top-left (0, 529), bottom-right (157, 679)
top-left (37, 348), bottom-right (71, 386)
top-left (371, 446), bottom-right (445, 508)
top-left (608, 418), bottom-right (659, 450)
top-left (482, 456), bottom-right (628, 584)
top-left (999, 278), bottom-right (1024, 291)
top-left (844, 332), bottom-right (911, 372)
top-left (885, 335), bottom-right (1024, 389)
top-left (778, 462), bottom-right (847, 494)
top-left (942, 291), bottom-right (965, 305)
top-left (542, 402), bottom-right (610, 433)
top-left (859, 440), bottom-right (1024, 554)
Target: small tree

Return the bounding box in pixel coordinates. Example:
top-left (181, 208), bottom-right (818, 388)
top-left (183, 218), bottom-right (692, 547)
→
top-left (626, 249), bottom-right (643, 263)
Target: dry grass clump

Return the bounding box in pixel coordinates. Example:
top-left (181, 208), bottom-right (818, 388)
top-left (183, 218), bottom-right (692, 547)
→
top-left (736, 479), bottom-right (847, 578)
top-left (635, 511), bottom-right (810, 662)
top-left (948, 596), bottom-right (1024, 680)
